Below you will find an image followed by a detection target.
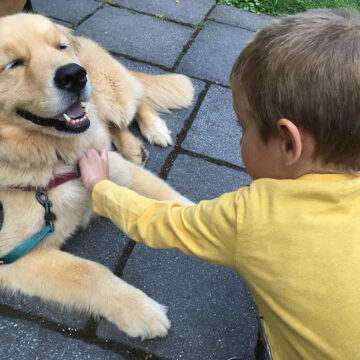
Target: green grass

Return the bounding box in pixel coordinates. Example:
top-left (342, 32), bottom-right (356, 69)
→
top-left (219, 0), bottom-right (360, 16)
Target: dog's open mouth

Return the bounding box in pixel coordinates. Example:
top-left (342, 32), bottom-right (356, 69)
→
top-left (16, 101), bottom-right (90, 133)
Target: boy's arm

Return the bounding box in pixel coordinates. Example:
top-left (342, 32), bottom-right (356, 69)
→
top-left (92, 180), bottom-right (239, 270)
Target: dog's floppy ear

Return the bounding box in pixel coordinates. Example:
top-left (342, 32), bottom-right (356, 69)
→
top-left (54, 24), bottom-right (81, 55)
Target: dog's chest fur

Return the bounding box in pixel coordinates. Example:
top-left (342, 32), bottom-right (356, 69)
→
top-left (0, 113), bottom-right (111, 254)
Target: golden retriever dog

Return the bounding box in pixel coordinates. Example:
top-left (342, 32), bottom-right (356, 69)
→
top-left (0, 13), bottom-right (194, 339)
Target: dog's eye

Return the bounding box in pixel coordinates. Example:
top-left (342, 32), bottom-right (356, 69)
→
top-left (58, 43), bottom-right (70, 50)
top-left (4, 59), bottom-right (24, 71)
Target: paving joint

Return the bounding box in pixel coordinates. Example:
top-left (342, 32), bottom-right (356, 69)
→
top-left (113, 52), bottom-right (232, 88)
top-left (71, 5), bottom-right (104, 29)
top-left (103, 2), bottom-right (206, 30)
top-left (111, 52), bottom-right (173, 73)
top-left (0, 303), bottom-right (164, 360)
top-left (179, 148), bottom-right (248, 173)
top-left (159, 84), bottom-right (210, 180)
top-left (113, 239), bottom-right (136, 278)
top-left (171, 3), bottom-right (217, 72)
top-left (211, 17), bottom-right (265, 32)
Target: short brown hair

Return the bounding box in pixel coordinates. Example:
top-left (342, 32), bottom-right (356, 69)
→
top-left (230, 9), bottom-right (360, 171)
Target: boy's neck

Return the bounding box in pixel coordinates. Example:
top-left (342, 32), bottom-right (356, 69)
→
top-left (288, 163), bottom-right (353, 179)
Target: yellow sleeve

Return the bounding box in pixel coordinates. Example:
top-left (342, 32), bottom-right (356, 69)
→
top-left (92, 180), bottom-right (239, 269)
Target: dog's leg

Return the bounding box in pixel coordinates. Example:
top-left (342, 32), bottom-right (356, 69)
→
top-left (136, 103), bottom-right (172, 147)
top-left (108, 151), bottom-right (194, 205)
top-left (0, 248), bottom-right (170, 339)
top-left (110, 126), bottom-right (149, 166)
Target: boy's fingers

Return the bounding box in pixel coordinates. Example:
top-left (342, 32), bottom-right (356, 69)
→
top-left (89, 147), bottom-right (98, 157)
top-left (100, 149), bottom-right (108, 162)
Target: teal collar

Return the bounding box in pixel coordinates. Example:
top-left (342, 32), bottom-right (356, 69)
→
top-left (0, 225), bottom-right (54, 264)
top-left (0, 189), bottom-right (55, 265)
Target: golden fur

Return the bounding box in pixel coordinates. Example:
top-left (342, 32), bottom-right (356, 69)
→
top-left (0, 13), bottom-right (194, 339)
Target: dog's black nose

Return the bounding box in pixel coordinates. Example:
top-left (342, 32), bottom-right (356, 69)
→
top-left (54, 63), bottom-right (87, 95)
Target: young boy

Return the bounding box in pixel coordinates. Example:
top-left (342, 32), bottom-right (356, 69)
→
top-left (79, 9), bottom-right (360, 360)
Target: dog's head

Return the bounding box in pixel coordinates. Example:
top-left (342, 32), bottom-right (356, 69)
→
top-left (0, 14), bottom-right (92, 136)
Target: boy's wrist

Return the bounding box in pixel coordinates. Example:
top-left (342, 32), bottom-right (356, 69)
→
top-left (91, 177), bottom-right (109, 192)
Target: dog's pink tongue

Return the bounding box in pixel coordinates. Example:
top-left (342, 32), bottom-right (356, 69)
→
top-left (54, 101), bottom-right (84, 120)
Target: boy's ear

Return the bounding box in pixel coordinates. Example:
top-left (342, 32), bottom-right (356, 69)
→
top-left (277, 118), bottom-right (302, 166)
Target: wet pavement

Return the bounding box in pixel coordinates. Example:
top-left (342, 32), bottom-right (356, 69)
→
top-left (0, 1), bottom-right (272, 359)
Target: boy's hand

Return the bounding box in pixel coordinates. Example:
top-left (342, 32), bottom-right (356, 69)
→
top-left (79, 147), bottom-right (109, 192)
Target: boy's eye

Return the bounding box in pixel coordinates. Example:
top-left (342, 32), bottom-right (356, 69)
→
top-left (4, 59), bottom-right (25, 71)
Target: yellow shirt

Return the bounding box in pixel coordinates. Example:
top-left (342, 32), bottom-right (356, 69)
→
top-left (92, 174), bottom-right (360, 360)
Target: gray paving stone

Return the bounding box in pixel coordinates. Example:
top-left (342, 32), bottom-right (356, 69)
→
top-left (62, 216), bottom-right (130, 272)
top-left (114, 0), bottom-right (215, 24)
top-left (0, 316), bottom-right (40, 360)
top-left (75, 7), bottom-right (194, 68)
top-left (97, 245), bottom-right (257, 360)
top-left (166, 155), bottom-right (251, 202)
top-left (37, 327), bottom-right (125, 359)
top-left (32, 0), bottom-right (102, 24)
top-left (177, 21), bottom-right (254, 85)
top-left (212, 4), bottom-right (273, 31)
top-left (182, 85), bottom-right (245, 168)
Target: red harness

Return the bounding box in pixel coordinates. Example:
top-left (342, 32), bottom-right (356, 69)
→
top-left (14, 166), bottom-right (81, 191)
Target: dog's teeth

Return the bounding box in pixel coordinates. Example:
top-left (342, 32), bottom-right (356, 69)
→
top-left (63, 113), bottom-right (71, 122)
top-left (81, 102), bottom-right (88, 113)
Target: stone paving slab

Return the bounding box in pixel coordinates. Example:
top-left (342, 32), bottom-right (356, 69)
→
top-left (98, 246), bottom-right (257, 360)
top-left (0, 315), bottom-right (124, 360)
top-left (62, 217), bottom-right (130, 272)
top-left (114, 0), bottom-right (215, 24)
top-left (182, 85), bottom-right (244, 168)
top-left (212, 4), bottom-right (273, 31)
top-left (166, 155), bottom-right (251, 202)
top-left (97, 155), bottom-right (256, 358)
top-left (75, 6), bottom-right (195, 68)
top-left (0, 316), bottom-right (40, 360)
top-left (32, 0), bottom-right (102, 24)
top-left (177, 21), bottom-right (254, 85)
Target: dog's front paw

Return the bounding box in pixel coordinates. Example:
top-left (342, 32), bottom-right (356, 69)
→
top-left (108, 288), bottom-right (170, 340)
top-left (123, 145), bottom-right (149, 166)
top-left (139, 116), bottom-right (172, 147)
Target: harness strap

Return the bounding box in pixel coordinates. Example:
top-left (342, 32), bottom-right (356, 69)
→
top-left (0, 225), bottom-right (54, 264)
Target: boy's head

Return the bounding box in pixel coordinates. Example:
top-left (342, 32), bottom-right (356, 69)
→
top-left (230, 9), bottom-right (360, 176)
